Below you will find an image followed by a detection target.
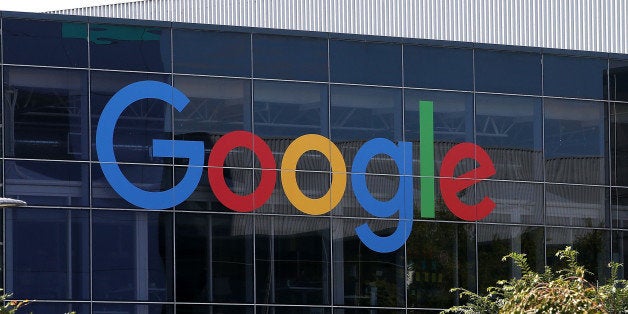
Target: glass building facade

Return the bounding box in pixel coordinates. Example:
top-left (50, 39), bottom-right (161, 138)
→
top-left (0, 11), bottom-right (627, 313)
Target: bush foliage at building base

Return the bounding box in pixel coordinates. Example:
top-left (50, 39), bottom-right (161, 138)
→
top-left (442, 246), bottom-right (628, 314)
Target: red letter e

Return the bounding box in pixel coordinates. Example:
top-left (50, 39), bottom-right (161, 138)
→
top-left (439, 143), bottom-right (496, 221)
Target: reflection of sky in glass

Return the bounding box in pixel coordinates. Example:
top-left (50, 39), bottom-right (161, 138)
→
top-left (475, 94), bottom-right (542, 151)
top-left (544, 99), bottom-right (605, 158)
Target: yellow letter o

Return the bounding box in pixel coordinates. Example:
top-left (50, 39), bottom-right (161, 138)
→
top-left (280, 134), bottom-right (346, 215)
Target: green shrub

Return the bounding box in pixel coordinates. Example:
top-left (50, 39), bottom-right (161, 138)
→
top-left (442, 246), bottom-right (628, 314)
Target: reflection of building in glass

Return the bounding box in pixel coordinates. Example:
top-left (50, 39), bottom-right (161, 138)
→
top-left (1, 2), bottom-right (627, 313)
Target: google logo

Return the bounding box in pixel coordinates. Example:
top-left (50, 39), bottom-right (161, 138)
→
top-left (96, 81), bottom-right (497, 253)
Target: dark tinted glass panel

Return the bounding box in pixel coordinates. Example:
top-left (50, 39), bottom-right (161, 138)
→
top-left (6, 208), bottom-right (89, 300)
top-left (475, 50), bottom-right (542, 95)
top-left (610, 59), bottom-right (628, 102)
top-left (546, 184), bottom-right (608, 227)
top-left (5, 160), bottom-right (89, 207)
top-left (331, 85), bottom-right (402, 173)
top-left (3, 18), bottom-right (87, 67)
top-left (330, 40), bottom-right (402, 86)
top-left (405, 90), bottom-right (473, 143)
top-left (175, 213), bottom-right (254, 302)
top-left (477, 225), bottom-right (544, 292)
top-left (404, 45), bottom-right (473, 91)
top-left (406, 221), bottom-right (476, 308)
top-left (332, 218), bottom-right (405, 307)
top-left (475, 94), bottom-right (543, 181)
top-left (544, 55), bottom-right (607, 99)
top-left (254, 80), bottom-right (328, 170)
top-left (93, 303), bottom-right (173, 314)
top-left (411, 177), bottom-right (472, 221)
top-left (254, 34), bottom-right (327, 81)
top-left (173, 75), bottom-right (252, 167)
top-left (611, 102), bottom-right (628, 186)
top-left (256, 170), bottom-right (330, 215)
top-left (90, 71), bottom-right (171, 163)
top-left (4, 67), bottom-right (89, 160)
top-left (15, 303), bottom-right (90, 314)
top-left (176, 167), bottom-right (254, 211)
top-left (546, 227), bottom-right (611, 283)
top-left (477, 181), bottom-right (544, 224)
top-left (90, 24), bottom-right (171, 72)
top-left (611, 188), bottom-right (628, 229)
top-left (256, 306), bottom-right (331, 314)
top-left (405, 90), bottom-right (474, 177)
top-left (173, 29), bottom-right (250, 76)
top-left (92, 163), bottom-right (173, 209)
top-left (93, 210), bottom-right (173, 301)
top-left (256, 215), bottom-right (331, 305)
top-left (544, 99), bottom-right (607, 184)
top-left (335, 173), bottom-right (399, 218)
top-left (612, 231), bottom-right (627, 279)
top-left (177, 305), bottom-right (254, 314)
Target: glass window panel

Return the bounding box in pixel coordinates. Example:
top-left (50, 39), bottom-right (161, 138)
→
top-left (404, 45), bottom-right (473, 91)
top-left (90, 71), bottom-right (171, 163)
top-left (475, 49), bottom-right (542, 95)
top-left (406, 221), bottom-right (476, 309)
top-left (92, 303), bottom-right (173, 314)
top-left (610, 59), bottom-right (628, 102)
top-left (90, 23), bottom-right (171, 72)
top-left (332, 218), bottom-right (405, 308)
top-left (256, 170), bottom-right (330, 215)
top-left (254, 80), bottom-right (328, 170)
top-left (331, 85), bottom-right (402, 173)
top-left (475, 94), bottom-right (543, 181)
top-left (404, 89), bottom-right (474, 177)
top-left (256, 306), bottom-right (331, 314)
top-left (475, 180), bottom-right (544, 225)
top-left (546, 184), bottom-right (608, 228)
top-left (6, 208), bottom-right (89, 300)
top-left (92, 163), bottom-right (173, 209)
top-left (2, 18), bottom-right (88, 67)
top-left (14, 302), bottom-right (90, 314)
top-left (412, 177), bottom-right (475, 221)
top-left (253, 34), bottom-right (327, 81)
top-left (4, 67), bottom-right (89, 160)
top-left (612, 230), bottom-right (627, 279)
top-left (335, 173), bottom-right (399, 218)
top-left (93, 210), bottom-right (173, 301)
top-left (176, 166), bottom-right (254, 212)
top-left (5, 160), bottom-right (89, 207)
top-left (546, 227), bottom-right (611, 283)
top-left (611, 102), bottom-right (628, 186)
top-left (544, 54), bottom-right (608, 100)
top-left (330, 40), bottom-right (402, 86)
top-left (611, 188), bottom-right (628, 230)
top-left (256, 215), bottom-right (331, 305)
top-left (544, 99), bottom-right (607, 184)
top-left (175, 213), bottom-right (254, 303)
top-left (173, 29), bottom-right (250, 76)
top-left (477, 225), bottom-right (544, 292)
top-left (173, 75), bottom-right (252, 167)
top-left (177, 305), bottom-right (254, 314)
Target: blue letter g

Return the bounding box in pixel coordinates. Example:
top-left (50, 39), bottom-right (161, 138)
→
top-left (96, 81), bottom-right (204, 209)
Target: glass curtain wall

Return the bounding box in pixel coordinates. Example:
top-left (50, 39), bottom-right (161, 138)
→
top-left (0, 12), bottom-right (626, 313)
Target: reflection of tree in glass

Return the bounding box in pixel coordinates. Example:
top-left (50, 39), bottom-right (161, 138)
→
top-left (573, 229), bottom-right (605, 283)
top-left (478, 227), bottom-right (544, 292)
top-left (406, 198), bottom-right (475, 308)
